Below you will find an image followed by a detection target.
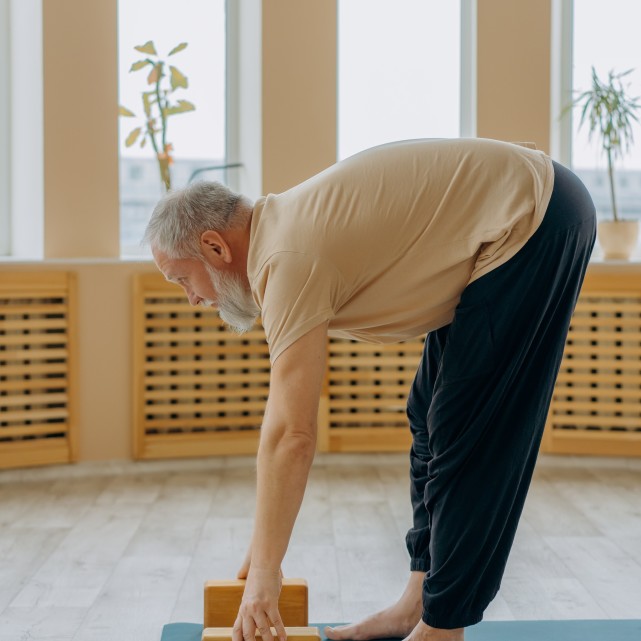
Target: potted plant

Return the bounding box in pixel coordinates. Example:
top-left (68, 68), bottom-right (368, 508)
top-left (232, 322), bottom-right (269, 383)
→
top-left (573, 67), bottom-right (641, 259)
top-left (119, 40), bottom-right (196, 192)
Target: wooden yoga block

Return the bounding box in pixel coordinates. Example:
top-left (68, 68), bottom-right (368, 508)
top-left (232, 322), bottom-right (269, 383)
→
top-left (202, 627), bottom-right (320, 641)
top-left (204, 579), bottom-right (308, 628)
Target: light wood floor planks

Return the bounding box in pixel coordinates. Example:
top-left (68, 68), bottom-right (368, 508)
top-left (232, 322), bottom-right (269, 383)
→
top-left (0, 453), bottom-right (640, 640)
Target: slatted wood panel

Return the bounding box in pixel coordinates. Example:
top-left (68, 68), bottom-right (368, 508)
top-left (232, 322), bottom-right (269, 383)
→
top-left (325, 338), bottom-right (423, 452)
top-left (543, 272), bottom-right (641, 456)
top-left (0, 272), bottom-right (77, 469)
top-left (135, 271), bottom-right (641, 460)
top-left (133, 274), bottom-right (270, 459)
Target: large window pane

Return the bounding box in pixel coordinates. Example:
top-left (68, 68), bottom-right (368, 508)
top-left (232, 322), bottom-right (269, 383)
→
top-left (118, 0), bottom-right (226, 256)
top-left (572, 0), bottom-right (641, 222)
top-left (338, 0), bottom-right (461, 161)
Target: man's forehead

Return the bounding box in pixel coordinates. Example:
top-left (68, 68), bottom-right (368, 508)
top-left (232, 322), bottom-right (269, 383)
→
top-left (153, 251), bottom-right (199, 278)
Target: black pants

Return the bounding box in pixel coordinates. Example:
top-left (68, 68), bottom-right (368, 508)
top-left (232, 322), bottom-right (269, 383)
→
top-left (405, 161), bottom-right (596, 629)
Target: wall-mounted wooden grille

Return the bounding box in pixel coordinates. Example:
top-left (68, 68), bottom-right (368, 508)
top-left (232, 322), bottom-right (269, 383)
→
top-left (543, 272), bottom-right (641, 457)
top-left (133, 274), bottom-right (270, 459)
top-left (0, 272), bottom-right (77, 469)
top-left (136, 271), bottom-right (641, 460)
top-left (324, 339), bottom-right (423, 452)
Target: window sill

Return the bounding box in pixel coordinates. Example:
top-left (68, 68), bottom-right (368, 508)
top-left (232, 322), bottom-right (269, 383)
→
top-left (0, 256), bottom-right (155, 266)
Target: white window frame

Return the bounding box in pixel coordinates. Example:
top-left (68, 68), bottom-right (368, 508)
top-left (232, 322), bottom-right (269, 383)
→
top-left (226, 0), bottom-right (262, 200)
top-left (460, 0), bottom-right (477, 138)
top-left (0, 0), bottom-right (10, 256)
top-left (0, 0), bottom-right (44, 259)
top-left (550, 0), bottom-right (573, 165)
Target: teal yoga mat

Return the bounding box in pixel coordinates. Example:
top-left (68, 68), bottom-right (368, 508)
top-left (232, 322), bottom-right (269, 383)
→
top-left (161, 620), bottom-right (641, 641)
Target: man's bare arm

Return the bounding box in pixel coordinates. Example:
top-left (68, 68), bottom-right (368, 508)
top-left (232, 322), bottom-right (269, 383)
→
top-left (251, 320), bottom-right (329, 571)
top-left (233, 322), bottom-right (328, 641)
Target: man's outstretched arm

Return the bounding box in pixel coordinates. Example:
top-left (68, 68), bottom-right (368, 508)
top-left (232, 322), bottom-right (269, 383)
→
top-left (233, 321), bottom-right (329, 641)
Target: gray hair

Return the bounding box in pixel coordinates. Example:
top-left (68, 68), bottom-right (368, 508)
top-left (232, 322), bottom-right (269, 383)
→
top-left (143, 181), bottom-right (251, 258)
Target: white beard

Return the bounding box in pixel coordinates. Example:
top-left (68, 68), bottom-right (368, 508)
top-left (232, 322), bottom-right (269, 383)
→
top-left (203, 264), bottom-right (260, 334)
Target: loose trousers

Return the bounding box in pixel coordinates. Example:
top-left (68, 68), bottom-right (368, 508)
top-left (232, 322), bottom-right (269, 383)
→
top-left (405, 161), bottom-right (597, 629)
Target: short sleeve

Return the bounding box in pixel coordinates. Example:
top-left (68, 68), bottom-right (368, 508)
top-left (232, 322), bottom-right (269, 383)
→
top-left (251, 252), bottom-right (344, 364)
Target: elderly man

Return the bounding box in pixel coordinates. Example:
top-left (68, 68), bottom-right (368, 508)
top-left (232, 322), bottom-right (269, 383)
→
top-left (145, 138), bottom-right (595, 641)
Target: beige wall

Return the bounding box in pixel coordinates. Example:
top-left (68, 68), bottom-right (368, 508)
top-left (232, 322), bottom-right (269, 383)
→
top-left (477, 0), bottom-right (552, 152)
top-left (2, 0), bottom-right (559, 463)
top-left (43, 0), bottom-right (120, 259)
top-left (0, 261), bottom-right (156, 461)
top-left (261, 1), bottom-right (337, 194)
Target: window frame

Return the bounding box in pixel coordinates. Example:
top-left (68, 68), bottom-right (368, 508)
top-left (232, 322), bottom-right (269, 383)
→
top-left (550, 0), bottom-right (574, 166)
top-left (1, 0), bottom-right (45, 259)
top-left (0, 0), bottom-right (11, 256)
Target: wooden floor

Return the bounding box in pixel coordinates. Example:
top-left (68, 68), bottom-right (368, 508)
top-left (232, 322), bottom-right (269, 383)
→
top-left (1, 453), bottom-right (641, 640)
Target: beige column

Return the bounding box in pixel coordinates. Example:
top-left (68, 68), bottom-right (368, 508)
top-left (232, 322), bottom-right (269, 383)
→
top-left (43, 0), bottom-right (120, 258)
top-left (261, 0), bottom-right (337, 194)
top-left (476, 0), bottom-right (552, 153)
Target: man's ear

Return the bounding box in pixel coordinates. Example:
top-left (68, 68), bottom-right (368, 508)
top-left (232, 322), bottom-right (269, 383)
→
top-left (200, 230), bottom-right (232, 265)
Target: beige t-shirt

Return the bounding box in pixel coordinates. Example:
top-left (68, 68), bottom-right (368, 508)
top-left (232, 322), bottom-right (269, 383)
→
top-left (247, 138), bottom-right (554, 363)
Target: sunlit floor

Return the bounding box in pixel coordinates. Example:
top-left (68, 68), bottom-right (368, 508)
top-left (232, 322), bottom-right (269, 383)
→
top-left (1, 453), bottom-right (641, 641)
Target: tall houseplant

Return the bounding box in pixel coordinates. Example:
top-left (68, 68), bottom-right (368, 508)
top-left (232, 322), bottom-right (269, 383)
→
top-left (119, 41), bottom-right (196, 192)
top-left (573, 67), bottom-right (641, 259)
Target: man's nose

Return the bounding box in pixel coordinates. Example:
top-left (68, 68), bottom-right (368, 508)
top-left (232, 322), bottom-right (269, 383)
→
top-left (187, 290), bottom-right (202, 307)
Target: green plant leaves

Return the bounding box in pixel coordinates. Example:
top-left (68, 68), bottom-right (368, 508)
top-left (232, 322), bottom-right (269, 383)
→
top-left (162, 100), bottom-right (196, 117)
top-left (147, 63), bottom-right (162, 85)
top-left (168, 42), bottom-right (188, 56)
top-left (169, 66), bottom-right (188, 90)
top-left (125, 127), bottom-right (142, 147)
top-left (142, 92), bottom-right (155, 118)
top-left (134, 41), bottom-right (157, 55)
top-left (119, 105), bottom-right (135, 117)
top-left (130, 59), bottom-right (152, 72)
top-left (125, 39), bottom-right (194, 174)
top-left (573, 66), bottom-right (641, 160)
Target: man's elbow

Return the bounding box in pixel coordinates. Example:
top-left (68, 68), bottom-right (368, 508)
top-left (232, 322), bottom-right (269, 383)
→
top-left (265, 423), bottom-right (318, 458)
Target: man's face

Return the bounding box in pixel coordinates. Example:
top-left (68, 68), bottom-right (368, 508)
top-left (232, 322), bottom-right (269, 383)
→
top-left (153, 248), bottom-right (259, 333)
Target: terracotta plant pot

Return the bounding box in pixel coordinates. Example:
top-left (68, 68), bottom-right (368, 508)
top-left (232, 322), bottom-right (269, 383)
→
top-left (597, 220), bottom-right (639, 260)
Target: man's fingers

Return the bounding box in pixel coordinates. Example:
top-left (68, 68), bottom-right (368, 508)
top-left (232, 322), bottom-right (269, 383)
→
top-left (237, 550), bottom-right (251, 579)
top-left (237, 563), bottom-right (249, 579)
top-left (242, 615), bottom-right (257, 641)
top-left (254, 614), bottom-right (275, 641)
top-left (269, 611), bottom-right (287, 641)
top-left (232, 615), bottom-right (244, 641)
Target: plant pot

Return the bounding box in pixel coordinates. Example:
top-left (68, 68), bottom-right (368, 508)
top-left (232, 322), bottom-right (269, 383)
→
top-left (597, 219), bottom-right (639, 260)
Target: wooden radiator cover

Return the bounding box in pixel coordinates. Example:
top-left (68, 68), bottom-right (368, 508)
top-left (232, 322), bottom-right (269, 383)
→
top-left (542, 272), bottom-right (641, 456)
top-left (0, 272), bottom-right (77, 469)
top-left (325, 338), bottom-right (422, 452)
top-left (135, 271), bottom-right (641, 459)
top-left (133, 274), bottom-right (270, 459)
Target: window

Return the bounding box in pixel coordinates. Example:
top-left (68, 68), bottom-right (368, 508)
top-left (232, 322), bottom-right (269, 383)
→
top-left (118, 0), bottom-right (227, 257)
top-left (337, 0), bottom-right (464, 160)
top-left (570, 0), bottom-right (641, 223)
top-left (0, 0), bottom-right (44, 258)
top-left (0, 0), bottom-right (10, 256)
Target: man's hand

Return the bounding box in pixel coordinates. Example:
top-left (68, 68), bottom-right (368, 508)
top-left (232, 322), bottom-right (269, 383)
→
top-left (234, 321), bottom-right (328, 641)
top-left (237, 547), bottom-right (252, 580)
top-left (233, 567), bottom-right (287, 641)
